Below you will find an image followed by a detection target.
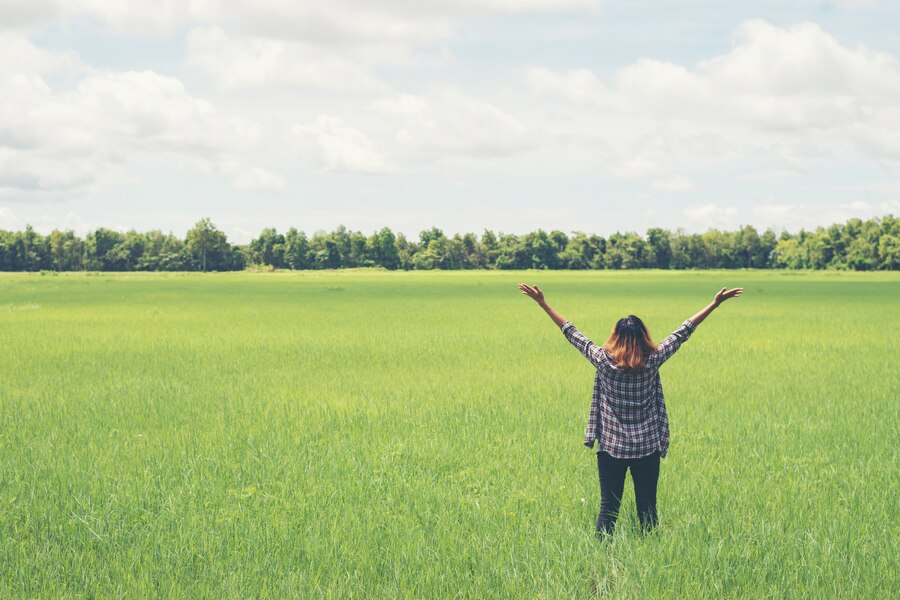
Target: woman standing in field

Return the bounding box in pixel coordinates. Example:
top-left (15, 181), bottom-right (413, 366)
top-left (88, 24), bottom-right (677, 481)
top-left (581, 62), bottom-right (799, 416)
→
top-left (518, 283), bottom-right (743, 537)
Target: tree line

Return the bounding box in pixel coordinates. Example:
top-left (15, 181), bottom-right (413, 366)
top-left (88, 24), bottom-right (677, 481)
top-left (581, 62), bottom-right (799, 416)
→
top-left (1, 215), bottom-right (897, 272)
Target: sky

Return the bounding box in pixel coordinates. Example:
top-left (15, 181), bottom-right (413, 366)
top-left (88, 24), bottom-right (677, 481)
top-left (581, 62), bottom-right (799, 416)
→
top-left (1, 0), bottom-right (899, 243)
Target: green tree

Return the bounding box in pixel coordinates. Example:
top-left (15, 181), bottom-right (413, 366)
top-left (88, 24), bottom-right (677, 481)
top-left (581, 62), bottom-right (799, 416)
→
top-left (878, 234), bottom-right (899, 270)
top-left (332, 225), bottom-right (353, 266)
top-left (670, 230), bottom-right (710, 269)
top-left (186, 218), bottom-right (231, 272)
top-left (348, 231), bottom-right (371, 267)
top-left (136, 230), bottom-right (185, 271)
top-left (521, 230), bottom-right (561, 269)
top-left (105, 230), bottom-right (152, 271)
top-left (419, 227), bottom-right (444, 248)
top-left (366, 227), bottom-right (400, 270)
top-left (13, 225), bottom-right (49, 271)
top-left (395, 233), bottom-right (417, 270)
top-left (314, 237), bottom-right (341, 269)
top-left (251, 227), bottom-right (286, 268)
top-left (459, 232), bottom-right (483, 269)
top-left (702, 230), bottom-right (738, 268)
top-left (413, 236), bottom-right (464, 270)
top-left (494, 233), bottom-right (526, 270)
top-left (646, 228), bottom-right (672, 269)
top-left (759, 229), bottom-right (778, 268)
top-left (481, 230), bottom-right (499, 267)
top-left (774, 238), bottom-right (805, 269)
top-left (605, 232), bottom-right (650, 269)
top-left (412, 243), bottom-right (439, 270)
top-left (735, 225), bottom-right (764, 268)
top-left (85, 228), bottom-right (125, 271)
top-left (0, 230), bottom-right (13, 270)
top-left (284, 228), bottom-right (311, 269)
top-left (0, 214), bottom-right (895, 272)
top-left (50, 229), bottom-right (83, 271)
top-left (805, 229), bottom-right (833, 270)
top-left (845, 236), bottom-right (877, 271)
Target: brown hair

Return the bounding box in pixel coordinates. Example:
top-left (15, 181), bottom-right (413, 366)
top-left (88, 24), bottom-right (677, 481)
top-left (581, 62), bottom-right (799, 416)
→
top-left (603, 315), bottom-right (657, 371)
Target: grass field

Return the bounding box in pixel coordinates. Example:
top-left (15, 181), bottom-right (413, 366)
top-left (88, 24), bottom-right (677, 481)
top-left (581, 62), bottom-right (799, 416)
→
top-left (0, 270), bottom-right (897, 598)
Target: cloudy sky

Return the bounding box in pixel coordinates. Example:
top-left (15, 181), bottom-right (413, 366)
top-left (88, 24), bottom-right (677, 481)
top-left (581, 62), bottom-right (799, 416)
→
top-left (1, 0), bottom-right (899, 242)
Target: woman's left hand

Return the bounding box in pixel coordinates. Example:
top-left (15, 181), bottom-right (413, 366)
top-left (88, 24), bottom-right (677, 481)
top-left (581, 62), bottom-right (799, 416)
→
top-left (713, 287), bottom-right (744, 306)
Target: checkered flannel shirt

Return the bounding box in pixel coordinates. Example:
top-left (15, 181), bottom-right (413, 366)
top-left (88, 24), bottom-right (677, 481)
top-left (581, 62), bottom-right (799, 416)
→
top-left (560, 319), bottom-right (697, 459)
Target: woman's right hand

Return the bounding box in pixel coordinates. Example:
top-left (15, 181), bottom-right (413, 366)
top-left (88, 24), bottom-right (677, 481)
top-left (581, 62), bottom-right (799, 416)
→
top-left (713, 287), bottom-right (744, 306)
top-left (518, 283), bottom-right (545, 304)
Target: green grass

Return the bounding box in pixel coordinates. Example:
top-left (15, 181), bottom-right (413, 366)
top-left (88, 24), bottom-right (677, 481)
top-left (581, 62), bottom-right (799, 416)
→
top-left (1, 270), bottom-right (897, 598)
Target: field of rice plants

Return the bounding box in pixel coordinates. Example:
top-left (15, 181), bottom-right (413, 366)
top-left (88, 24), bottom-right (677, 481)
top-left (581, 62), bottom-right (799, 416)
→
top-left (0, 270), bottom-right (897, 598)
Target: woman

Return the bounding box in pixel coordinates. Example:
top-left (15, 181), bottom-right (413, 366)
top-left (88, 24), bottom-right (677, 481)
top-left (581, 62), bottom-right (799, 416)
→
top-left (518, 283), bottom-right (743, 537)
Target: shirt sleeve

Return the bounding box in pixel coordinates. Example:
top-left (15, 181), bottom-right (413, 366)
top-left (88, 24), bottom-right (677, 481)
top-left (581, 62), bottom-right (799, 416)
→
top-left (650, 319), bottom-right (697, 367)
top-left (560, 321), bottom-right (612, 370)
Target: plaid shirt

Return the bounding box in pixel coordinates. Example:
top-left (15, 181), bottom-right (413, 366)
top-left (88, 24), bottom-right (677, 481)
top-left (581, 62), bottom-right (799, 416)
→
top-left (560, 319), bottom-right (697, 459)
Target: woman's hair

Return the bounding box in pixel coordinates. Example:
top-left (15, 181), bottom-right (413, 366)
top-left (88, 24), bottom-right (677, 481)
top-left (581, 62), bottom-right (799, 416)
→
top-left (603, 315), bottom-right (657, 371)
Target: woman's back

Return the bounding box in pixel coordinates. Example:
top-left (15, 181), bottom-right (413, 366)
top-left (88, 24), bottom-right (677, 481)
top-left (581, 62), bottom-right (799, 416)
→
top-left (561, 318), bottom-right (697, 457)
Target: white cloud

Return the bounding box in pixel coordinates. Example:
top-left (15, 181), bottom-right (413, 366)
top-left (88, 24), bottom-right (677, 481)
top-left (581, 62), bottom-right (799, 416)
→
top-left (737, 168), bottom-right (806, 181)
top-left (3, 6), bottom-right (899, 236)
top-left (293, 116), bottom-right (392, 173)
top-left (0, 34), bottom-right (284, 198)
top-left (750, 199), bottom-right (896, 230)
top-left (54, 2), bottom-right (601, 94)
top-left (0, 206), bottom-right (22, 230)
top-left (650, 175), bottom-right (696, 192)
top-left (0, 32), bottom-right (81, 79)
top-left (1, 0), bottom-right (602, 38)
top-left (513, 19), bottom-right (900, 187)
top-left (521, 66), bottom-right (610, 105)
top-left (217, 1), bottom-right (452, 46)
top-left (287, 86), bottom-right (532, 173)
top-left (369, 87), bottom-right (532, 163)
top-left (184, 18), bottom-right (900, 188)
top-left (701, 20), bottom-right (900, 98)
top-left (223, 164), bottom-right (287, 192)
top-left (71, 71), bottom-right (222, 151)
top-left (0, 0), bottom-right (60, 31)
top-left (683, 203), bottom-right (739, 229)
top-left (752, 202), bottom-right (796, 222)
top-left (0, 205), bottom-right (95, 234)
top-left (793, 0), bottom-right (880, 11)
top-left (186, 27), bottom-right (389, 92)
top-left (62, 0), bottom-right (216, 34)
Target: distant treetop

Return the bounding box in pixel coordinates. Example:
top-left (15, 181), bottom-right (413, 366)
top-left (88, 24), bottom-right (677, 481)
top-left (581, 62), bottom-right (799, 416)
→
top-left (1, 215), bottom-right (897, 272)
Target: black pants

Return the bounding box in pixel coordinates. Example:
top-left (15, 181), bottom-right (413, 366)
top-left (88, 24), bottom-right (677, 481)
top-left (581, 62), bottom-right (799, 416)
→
top-left (596, 450), bottom-right (661, 535)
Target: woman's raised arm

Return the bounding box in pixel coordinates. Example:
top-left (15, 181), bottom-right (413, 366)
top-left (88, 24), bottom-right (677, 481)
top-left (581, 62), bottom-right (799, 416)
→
top-left (688, 287), bottom-right (744, 326)
top-left (519, 283), bottom-right (612, 370)
top-left (518, 283), bottom-right (569, 328)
